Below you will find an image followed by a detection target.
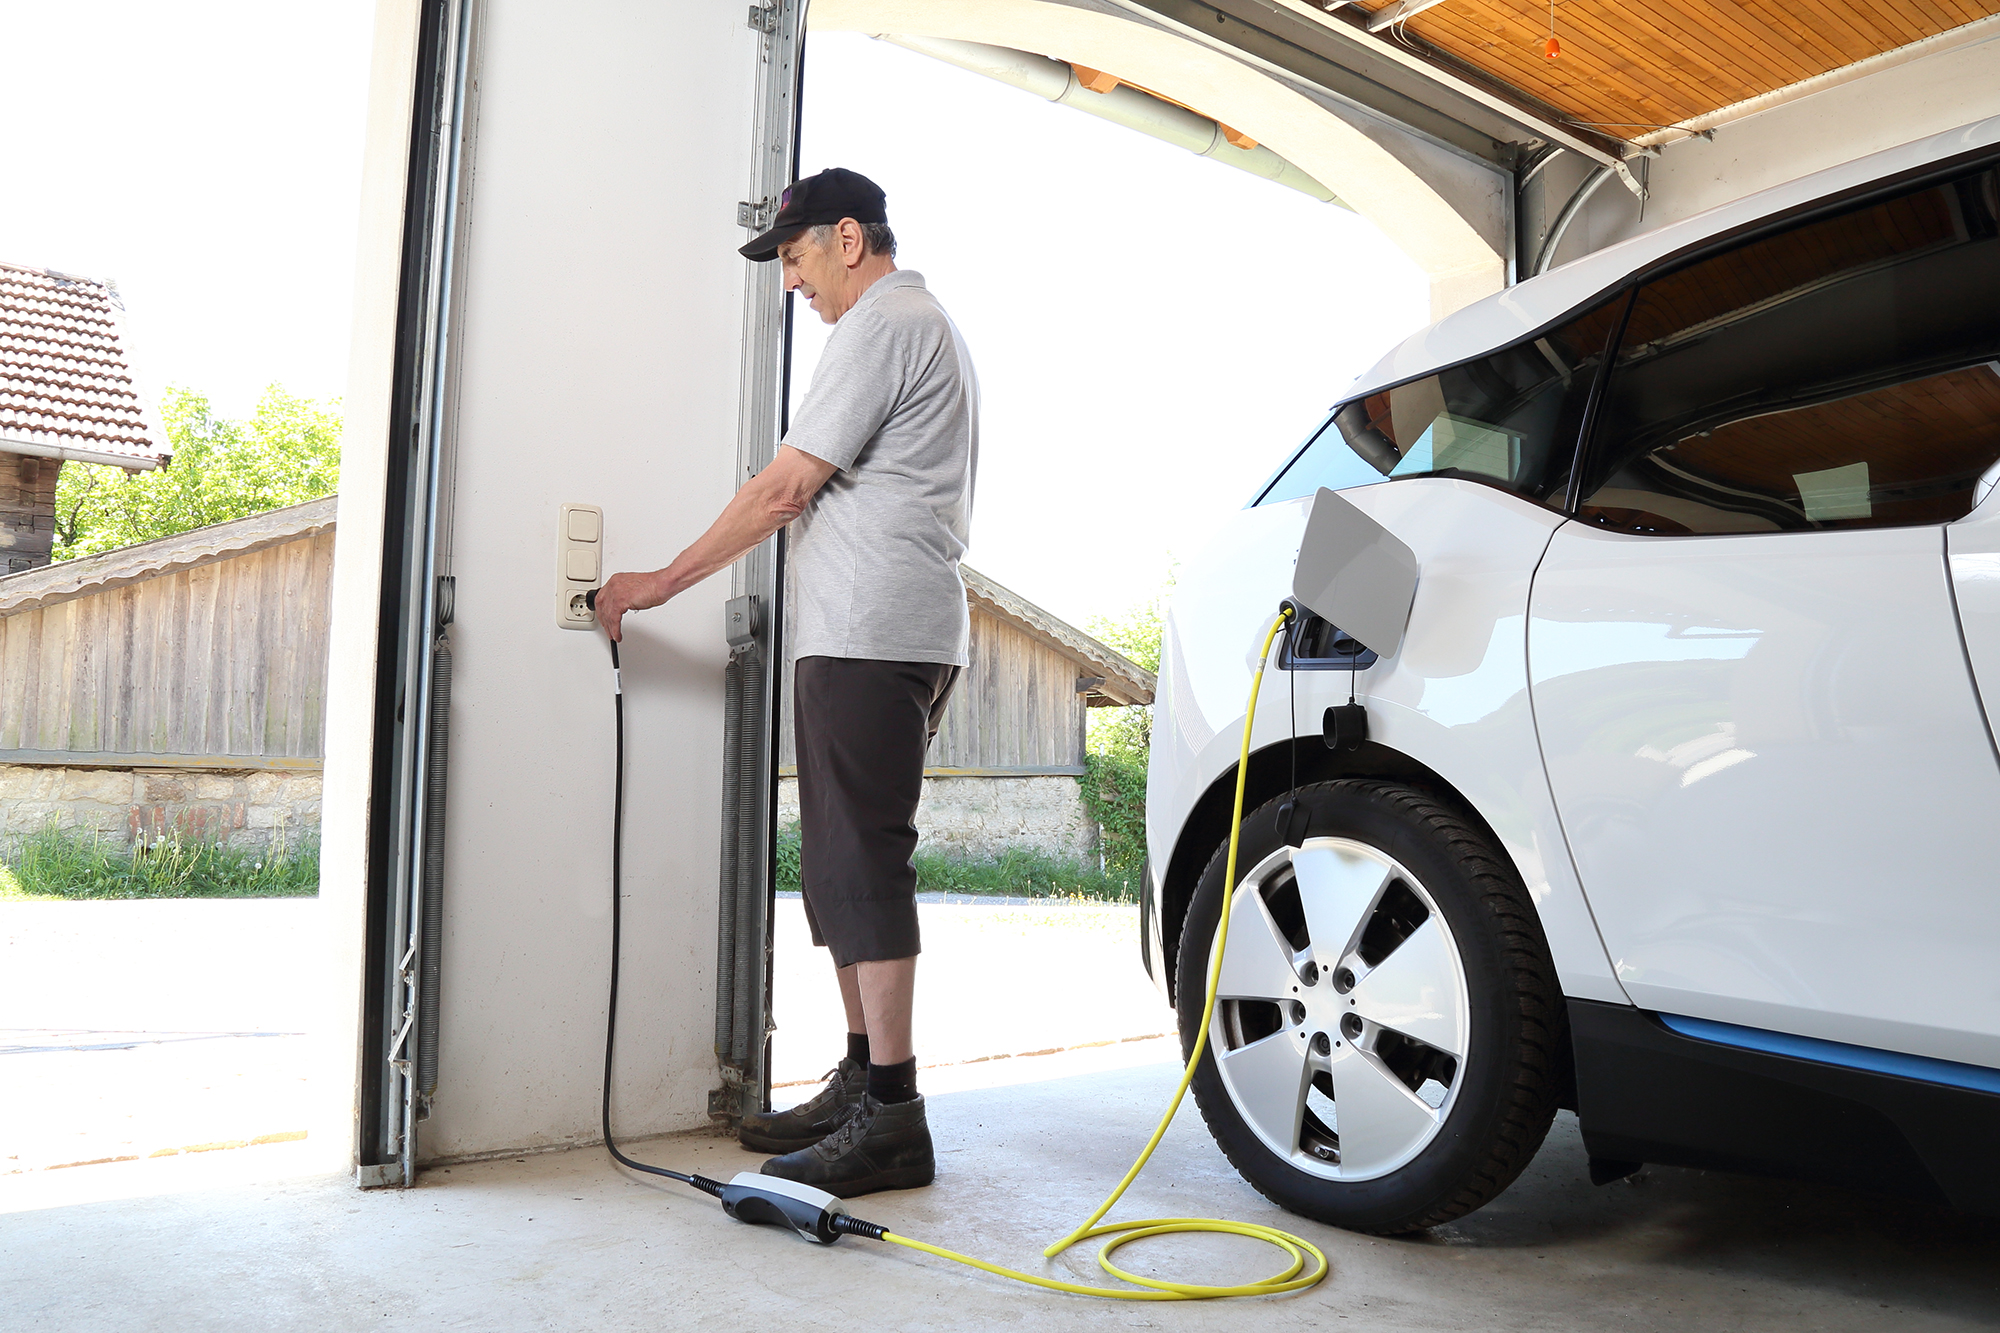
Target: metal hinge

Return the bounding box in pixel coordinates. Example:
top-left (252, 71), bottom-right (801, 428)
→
top-left (736, 197), bottom-right (776, 231)
top-left (746, 4), bottom-right (777, 33)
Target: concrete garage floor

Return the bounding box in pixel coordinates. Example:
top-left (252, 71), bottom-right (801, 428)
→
top-left (5, 1037), bottom-right (1998, 1332)
top-left (6, 898), bottom-right (1997, 1329)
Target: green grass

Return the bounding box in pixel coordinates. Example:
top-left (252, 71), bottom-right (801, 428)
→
top-left (0, 824), bottom-right (319, 900)
top-left (775, 825), bottom-right (1138, 904)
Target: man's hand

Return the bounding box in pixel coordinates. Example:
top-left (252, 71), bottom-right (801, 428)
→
top-left (593, 569), bottom-right (668, 642)
top-left (591, 447), bottom-right (837, 643)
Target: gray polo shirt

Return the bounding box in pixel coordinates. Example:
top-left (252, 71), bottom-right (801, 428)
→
top-left (783, 270), bottom-right (979, 666)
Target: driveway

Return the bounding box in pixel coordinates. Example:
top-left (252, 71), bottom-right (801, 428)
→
top-left (1, 894), bottom-right (1172, 1171)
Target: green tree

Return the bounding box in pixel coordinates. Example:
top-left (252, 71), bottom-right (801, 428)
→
top-left (1086, 585), bottom-right (1167, 755)
top-left (1080, 583), bottom-right (1171, 878)
top-left (52, 385), bottom-right (341, 561)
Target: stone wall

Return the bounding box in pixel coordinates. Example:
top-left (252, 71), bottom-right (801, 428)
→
top-left (779, 773), bottom-right (1096, 862)
top-left (0, 763), bottom-right (323, 852)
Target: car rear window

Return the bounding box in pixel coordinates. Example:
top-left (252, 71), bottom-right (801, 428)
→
top-left (1258, 298), bottom-right (1620, 509)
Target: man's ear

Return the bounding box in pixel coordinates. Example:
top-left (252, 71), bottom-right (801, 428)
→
top-left (839, 217), bottom-right (866, 267)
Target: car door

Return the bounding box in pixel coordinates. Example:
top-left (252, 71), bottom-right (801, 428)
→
top-left (1529, 160), bottom-right (2000, 1069)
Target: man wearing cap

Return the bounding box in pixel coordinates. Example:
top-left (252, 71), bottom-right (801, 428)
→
top-left (593, 167), bottom-right (977, 1197)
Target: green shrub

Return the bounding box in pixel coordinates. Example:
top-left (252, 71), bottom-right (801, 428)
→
top-left (773, 825), bottom-right (1135, 903)
top-left (1078, 586), bottom-right (1167, 885)
top-left (0, 824), bottom-right (319, 900)
top-left (775, 823), bottom-right (803, 892)
top-left (912, 845), bottom-right (1136, 902)
top-left (1081, 747), bottom-right (1148, 881)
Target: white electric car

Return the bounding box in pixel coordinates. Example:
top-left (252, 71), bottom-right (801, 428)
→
top-left (1143, 115), bottom-right (2000, 1234)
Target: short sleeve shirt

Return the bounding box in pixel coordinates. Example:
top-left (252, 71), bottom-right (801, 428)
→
top-left (782, 270), bottom-right (979, 666)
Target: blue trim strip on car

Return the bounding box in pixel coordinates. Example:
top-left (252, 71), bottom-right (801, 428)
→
top-left (1657, 1013), bottom-right (2000, 1096)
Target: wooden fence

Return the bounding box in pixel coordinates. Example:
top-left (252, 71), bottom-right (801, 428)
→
top-left (0, 506), bottom-right (335, 767)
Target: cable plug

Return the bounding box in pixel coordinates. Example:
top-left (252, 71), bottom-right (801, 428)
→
top-left (718, 1172), bottom-right (860, 1245)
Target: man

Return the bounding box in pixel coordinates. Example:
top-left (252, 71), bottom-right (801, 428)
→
top-left (593, 167), bottom-right (977, 1197)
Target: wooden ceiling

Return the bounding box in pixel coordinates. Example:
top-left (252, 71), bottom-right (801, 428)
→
top-left (1355, 0), bottom-right (2000, 142)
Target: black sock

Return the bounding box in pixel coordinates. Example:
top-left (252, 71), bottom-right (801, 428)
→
top-left (867, 1057), bottom-right (918, 1105)
top-left (845, 1032), bottom-right (870, 1068)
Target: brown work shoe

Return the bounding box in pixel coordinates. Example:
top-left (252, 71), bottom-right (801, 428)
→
top-left (737, 1058), bottom-right (865, 1154)
top-left (758, 1094), bottom-right (935, 1198)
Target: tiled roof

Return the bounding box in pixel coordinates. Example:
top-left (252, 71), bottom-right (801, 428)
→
top-left (0, 261), bottom-right (168, 468)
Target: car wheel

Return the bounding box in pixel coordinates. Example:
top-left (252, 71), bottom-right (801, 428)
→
top-left (1176, 779), bottom-right (1563, 1234)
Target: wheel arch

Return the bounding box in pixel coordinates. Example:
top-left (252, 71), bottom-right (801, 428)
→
top-left (1156, 737), bottom-right (1522, 1007)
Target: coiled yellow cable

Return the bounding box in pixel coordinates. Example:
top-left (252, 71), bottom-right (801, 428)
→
top-left (878, 606), bottom-right (1327, 1300)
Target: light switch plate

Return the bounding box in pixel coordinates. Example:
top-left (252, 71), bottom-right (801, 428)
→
top-left (557, 503), bottom-right (603, 630)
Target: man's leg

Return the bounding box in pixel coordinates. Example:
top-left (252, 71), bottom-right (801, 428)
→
top-left (836, 958), bottom-right (869, 1037)
top-left (761, 660), bottom-right (955, 1194)
top-left (850, 956), bottom-right (915, 1064)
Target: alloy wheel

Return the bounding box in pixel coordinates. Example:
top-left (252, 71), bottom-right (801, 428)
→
top-left (1210, 837), bottom-right (1469, 1181)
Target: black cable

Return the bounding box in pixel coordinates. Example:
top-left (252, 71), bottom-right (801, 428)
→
top-left (1273, 602), bottom-right (1304, 846)
top-left (595, 626), bottom-right (724, 1198)
top-left (1288, 622), bottom-right (1299, 797)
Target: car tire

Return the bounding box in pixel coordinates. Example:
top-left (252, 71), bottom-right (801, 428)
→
top-left (1176, 779), bottom-right (1563, 1234)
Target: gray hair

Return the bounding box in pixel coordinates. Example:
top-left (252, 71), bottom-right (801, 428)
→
top-left (807, 220), bottom-right (897, 259)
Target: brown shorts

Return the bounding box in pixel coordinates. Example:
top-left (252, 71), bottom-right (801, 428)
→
top-left (794, 655), bottom-right (961, 967)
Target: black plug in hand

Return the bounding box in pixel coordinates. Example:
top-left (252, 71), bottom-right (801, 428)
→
top-left (584, 588), bottom-right (598, 612)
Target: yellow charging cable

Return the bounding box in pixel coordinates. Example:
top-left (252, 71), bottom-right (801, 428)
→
top-left (875, 606), bottom-right (1326, 1300)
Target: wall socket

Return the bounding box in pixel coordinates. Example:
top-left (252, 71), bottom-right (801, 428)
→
top-left (556, 503), bottom-right (603, 630)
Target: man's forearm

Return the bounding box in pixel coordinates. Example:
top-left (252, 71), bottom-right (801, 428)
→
top-left (652, 476), bottom-right (791, 599)
top-left (594, 446), bottom-right (834, 641)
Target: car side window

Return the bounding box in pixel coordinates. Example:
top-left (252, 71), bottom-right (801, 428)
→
top-left (1579, 165), bottom-right (2000, 535)
top-left (1258, 299), bottom-right (1620, 508)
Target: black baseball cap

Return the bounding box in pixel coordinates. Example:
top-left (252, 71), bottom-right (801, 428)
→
top-left (739, 167), bottom-right (889, 261)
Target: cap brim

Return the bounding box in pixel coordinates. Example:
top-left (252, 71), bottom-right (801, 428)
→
top-left (739, 222), bottom-right (806, 262)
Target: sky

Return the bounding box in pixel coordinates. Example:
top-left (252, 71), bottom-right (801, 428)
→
top-left (795, 34), bottom-right (1429, 625)
top-left (1, 2), bottom-right (374, 418)
top-left (0, 9), bottom-right (1429, 630)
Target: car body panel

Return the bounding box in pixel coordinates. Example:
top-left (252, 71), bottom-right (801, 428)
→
top-left (1528, 521), bottom-right (2000, 1068)
top-left (1149, 478), bottom-right (1628, 1005)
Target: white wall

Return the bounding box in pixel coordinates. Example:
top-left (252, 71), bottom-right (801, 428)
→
top-left (416, 0), bottom-right (762, 1161)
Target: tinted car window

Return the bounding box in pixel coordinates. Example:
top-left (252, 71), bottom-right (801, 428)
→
top-left (1580, 165), bottom-right (2000, 535)
top-left (1259, 300), bottom-right (1619, 507)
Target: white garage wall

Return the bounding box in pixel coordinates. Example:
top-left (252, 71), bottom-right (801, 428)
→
top-left (325, 0), bottom-right (767, 1168)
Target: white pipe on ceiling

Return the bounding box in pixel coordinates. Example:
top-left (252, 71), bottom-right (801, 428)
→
top-left (880, 33), bottom-right (1350, 208)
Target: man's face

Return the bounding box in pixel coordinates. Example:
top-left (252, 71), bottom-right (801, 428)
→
top-left (778, 227), bottom-right (852, 325)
